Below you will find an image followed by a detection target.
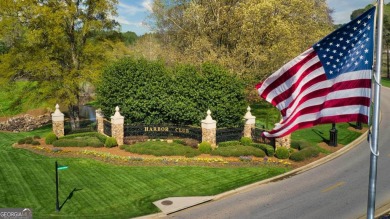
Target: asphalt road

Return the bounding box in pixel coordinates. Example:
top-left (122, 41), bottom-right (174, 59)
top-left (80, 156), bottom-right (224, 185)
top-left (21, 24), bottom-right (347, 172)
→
top-left (166, 88), bottom-right (390, 219)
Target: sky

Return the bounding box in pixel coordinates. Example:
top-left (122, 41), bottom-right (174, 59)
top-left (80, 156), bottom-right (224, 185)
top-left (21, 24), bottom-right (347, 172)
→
top-left (117, 0), bottom-right (389, 36)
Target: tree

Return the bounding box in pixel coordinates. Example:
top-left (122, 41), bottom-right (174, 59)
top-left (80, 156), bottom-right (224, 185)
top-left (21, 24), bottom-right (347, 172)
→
top-left (0, 0), bottom-right (118, 128)
top-left (149, 0), bottom-right (334, 89)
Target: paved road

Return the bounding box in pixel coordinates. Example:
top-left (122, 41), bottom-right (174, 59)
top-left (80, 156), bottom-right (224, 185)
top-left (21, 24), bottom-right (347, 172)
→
top-left (166, 88), bottom-right (390, 219)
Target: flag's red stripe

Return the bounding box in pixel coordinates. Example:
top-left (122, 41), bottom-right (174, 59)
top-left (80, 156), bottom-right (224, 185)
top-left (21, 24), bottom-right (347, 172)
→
top-left (279, 79), bottom-right (371, 116)
top-left (260, 51), bottom-right (318, 100)
top-left (270, 61), bottom-right (323, 106)
top-left (268, 97), bottom-right (370, 135)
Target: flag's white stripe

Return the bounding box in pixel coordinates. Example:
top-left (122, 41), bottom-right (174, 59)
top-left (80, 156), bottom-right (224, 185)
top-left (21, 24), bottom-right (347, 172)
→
top-left (258, 48), bottom-right (315, 97)
top-left (278, 70), bottom-right (371, 117)
top-left (264, 52), bottom-right (321, 104)
top-left (264, 105), bottom-right (369, 137)
top-left (282, 88), bottom-right (371, 124)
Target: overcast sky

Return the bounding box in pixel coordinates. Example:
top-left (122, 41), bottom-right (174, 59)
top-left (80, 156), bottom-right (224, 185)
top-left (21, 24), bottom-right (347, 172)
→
top-left (117, 0), bottom-right (388, 36)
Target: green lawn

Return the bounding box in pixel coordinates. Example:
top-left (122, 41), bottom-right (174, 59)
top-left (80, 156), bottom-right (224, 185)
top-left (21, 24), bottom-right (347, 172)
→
top-left (0, 127), bottom-right (289, 218)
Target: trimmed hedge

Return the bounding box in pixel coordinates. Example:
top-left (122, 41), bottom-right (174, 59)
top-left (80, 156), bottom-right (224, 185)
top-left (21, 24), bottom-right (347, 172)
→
top-left (290, 140), bottom-right (312, 150)
top-left (250, 143), bottom-right (275, 157)
top-left (60, 132), bottom-right (107, 143)
top-left (218, 141), bottom-right (241, 147)
top-left (45, 133), bottom-right (57, 144)
top-left (289, 147), bottom-right (320, 162)
top-left (52, 137), bottom-right (104, 147)
top-left (198, 142), bottom-right (212, 154)
top-left (105, 137), bottom-right (118, 148)
top-left (211, 145), bottom-right (265, 157)
top-left (122, 141), bottom-right (201, 157)
top-left (97, 58), bottom-right (247, 127)
top-left (275, 147), bottom-right (289, 159)
top-left (240, 137), bottom-right (253, 146)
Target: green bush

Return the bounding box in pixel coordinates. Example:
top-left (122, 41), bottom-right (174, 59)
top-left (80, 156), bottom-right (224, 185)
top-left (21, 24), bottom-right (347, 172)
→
top-left (289, 151), bottom-right (305, 161)
top-left (211, 145), bottom-right (265, 157)
top-left (275, 147), bottom-right (289, 159)
top-left (97, 58), bottom-right (246, 127)
top-left (173, 139), bottom-right (186, 145)
top-left (290, 140), bottom-right (312, 150)
top-left (105, 137), bottom-right (118, 148)
top-left (218, 141), bottom-right (241, 147)
top-left (18, 138), bottom-right (26, 144)
top-left (24, 137), bottom-right (33, 144)
top-left (289, 147), bottom-right (320, 162)
top-left (53, 137), bottom-right (104, 147)
top-left (122, 141), bottom-right (201, 157)
top-left (45, 133), bottom-right (57, 144)
top-left (31, 140), bottom-right (40, 145)
top-left (33, 135), bottom-right (41, 139)
top-left (250, 143), bottom-right (275, 157)
top-left (240, 137), bottom-right (253, 146)
top-left (60, 132), bottom-right (107, 143)
top-left (198, 142), bottom-right (212, 154)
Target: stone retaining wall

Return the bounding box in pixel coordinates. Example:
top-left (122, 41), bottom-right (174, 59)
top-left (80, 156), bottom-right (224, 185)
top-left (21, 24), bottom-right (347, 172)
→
top-left (0, 113), bottom-right (51, 132)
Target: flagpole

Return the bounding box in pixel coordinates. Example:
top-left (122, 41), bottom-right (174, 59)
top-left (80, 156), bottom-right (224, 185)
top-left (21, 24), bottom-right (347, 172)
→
top-left (367, 0), bottom-right (384, 218)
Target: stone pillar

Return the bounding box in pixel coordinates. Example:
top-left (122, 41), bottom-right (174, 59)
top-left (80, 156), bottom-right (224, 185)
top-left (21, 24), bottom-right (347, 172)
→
top-left (274, 118), bottom-right (291, 148)
top-left (111, 106), bottom-right (124, 146)
top-left (96, 109), bottom-right (104, 134)
top-left (275, 134), bottom-right (291, 149)
top-left (201, 110), bottom-right (217, 148)
top-left (243, 106), bottom-right (256, 138)
top-left (51, 104), bottom-right (64, 137)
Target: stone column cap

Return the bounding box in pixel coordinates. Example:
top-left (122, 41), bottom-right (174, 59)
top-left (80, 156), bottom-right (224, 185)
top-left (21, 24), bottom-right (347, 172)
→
top-left (201, 109), bottom-right (216, 129)
top-left (96, 108), bottom-right (104, 118)
top-left (51, 104), bottom-right (64, 122)
top-left (111, 106), bottom-right (124, 124)
top-left (244, 106), bottom-right (256, 125)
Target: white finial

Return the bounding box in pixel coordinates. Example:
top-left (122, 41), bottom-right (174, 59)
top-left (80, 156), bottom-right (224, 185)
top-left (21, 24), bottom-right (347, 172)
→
top-left (244, 105), bottom-right (255, 124)
top-left (115, 106), bottom-right (119, 113)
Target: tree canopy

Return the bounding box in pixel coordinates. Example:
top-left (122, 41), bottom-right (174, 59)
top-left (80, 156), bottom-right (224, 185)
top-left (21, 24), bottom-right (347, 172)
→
top-left (149, 0), bottom-right (334, 85)
top-left (0, 0), bottom-right (118, 123)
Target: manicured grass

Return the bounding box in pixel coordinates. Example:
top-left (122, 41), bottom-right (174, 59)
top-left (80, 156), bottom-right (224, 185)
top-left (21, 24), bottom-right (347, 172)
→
top-left (0, 127), bottom-right (290, 218)
top-left (292, 123), bottom-right (362, 151)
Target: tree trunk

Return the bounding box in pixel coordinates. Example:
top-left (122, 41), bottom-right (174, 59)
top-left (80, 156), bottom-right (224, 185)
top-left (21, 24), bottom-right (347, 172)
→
top-left (68, 105), bottom-right (80, 130)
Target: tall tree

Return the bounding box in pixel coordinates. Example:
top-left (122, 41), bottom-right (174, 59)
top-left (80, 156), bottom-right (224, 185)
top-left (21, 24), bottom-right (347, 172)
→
top-left (0, 0), bottom-right (118, 128)
top-left (150, 0), bottom-right (333, 89)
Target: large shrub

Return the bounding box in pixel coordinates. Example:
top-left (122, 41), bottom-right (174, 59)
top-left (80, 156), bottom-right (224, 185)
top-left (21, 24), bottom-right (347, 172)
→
top-left (250, 143), bottom-right (275, 157)
top-left (290, 147), bottom-right (320, 162)
top-left (275, 147), bottom-right (289, 159)
top-left (211, 145), bottom-right (265, 157)
top-left (96, 58), bottom-right (246, 127)
top-left (45, 133), bottom-right (57, 145)
top-left (198, 142), bottom-right (212, 154)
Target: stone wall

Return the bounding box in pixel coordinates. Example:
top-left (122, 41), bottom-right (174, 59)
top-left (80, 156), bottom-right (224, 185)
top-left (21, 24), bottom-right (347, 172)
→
top-left (0, 113), bottom-right (51, 132)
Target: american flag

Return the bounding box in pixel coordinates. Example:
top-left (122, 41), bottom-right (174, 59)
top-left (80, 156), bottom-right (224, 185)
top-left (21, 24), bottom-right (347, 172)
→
top-left (256, 6), bottom-right (376, 138)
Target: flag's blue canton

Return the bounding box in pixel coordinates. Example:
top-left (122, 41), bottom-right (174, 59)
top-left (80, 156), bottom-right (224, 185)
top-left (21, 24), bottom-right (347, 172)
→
top-left (313, 7), bottom-right (375, 79)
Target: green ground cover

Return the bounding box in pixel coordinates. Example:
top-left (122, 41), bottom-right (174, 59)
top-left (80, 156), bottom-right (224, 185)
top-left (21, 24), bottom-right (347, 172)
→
top-left (0, 81), bottom-right (48, 116)
top-left (1, 127), bottom-right (289, 218)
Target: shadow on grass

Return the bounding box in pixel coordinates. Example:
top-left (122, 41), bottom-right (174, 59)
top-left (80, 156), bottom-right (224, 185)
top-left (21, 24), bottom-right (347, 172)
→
top-left (311, 129), bottom-right (330, 145)
top-left (59, 188), bottom-right (83, 211)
